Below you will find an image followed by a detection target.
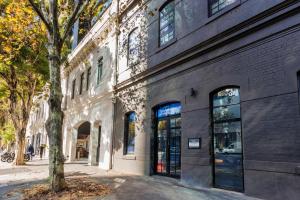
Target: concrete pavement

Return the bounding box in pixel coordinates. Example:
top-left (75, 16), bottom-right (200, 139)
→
top-left (0, 159), bottom-right (261, 200)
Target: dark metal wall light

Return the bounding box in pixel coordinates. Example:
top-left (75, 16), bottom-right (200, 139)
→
top-left (190, 88), bottom-right (197, 97)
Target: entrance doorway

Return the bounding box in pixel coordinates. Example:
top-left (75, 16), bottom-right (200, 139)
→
top-left (154, 102), bottom-right (181, 178)
top-left (77, 122), bottom-right (91, 160)
top-left (211, 87), bottom-right (244, 192)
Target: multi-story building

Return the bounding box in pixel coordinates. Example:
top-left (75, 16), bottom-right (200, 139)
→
top-left (113, 0), bottom-right (300, 200)
top-left (61, 0), bottom-right (117, 169)
top-left (26, 86), bottom-right (50, 158)
top-left (57, 0), bottom-right (300, 199)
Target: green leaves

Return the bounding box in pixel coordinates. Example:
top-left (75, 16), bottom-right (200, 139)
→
top-left (0, 121), bottom-right (15, 145)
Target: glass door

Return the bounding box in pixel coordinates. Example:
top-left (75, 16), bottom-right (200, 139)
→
top-left (212, 88), bottom-right (244, 192)
top-left (169, 117), bottom-right (181, 177)
top-left (155, 102), bottom-right (181, 178)
top-left (157, 119), bottom-right (168, 174)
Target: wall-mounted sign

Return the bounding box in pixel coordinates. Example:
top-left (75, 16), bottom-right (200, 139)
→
top-left (157, 103), bottom-right (181, 118)
top-left (188, 138), bottom-right (201, 149)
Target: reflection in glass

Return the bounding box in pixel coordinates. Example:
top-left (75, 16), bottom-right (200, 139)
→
top-left (128, 28), bottom-right (140, 66)
top-left (210, 0), bottom-right (237, 15)
top-left (160, 1), bottom-right (175, 46)
top-left (213, 104), bottom-right (240, 122)
top-left (156, 102), bottom-right (181, 178)
top-left (125, 112), bottom-right (136, 154)
top-left (157, 119), bottom-right (167, 173)
top-left (212, 88), bottom-right (243, 191)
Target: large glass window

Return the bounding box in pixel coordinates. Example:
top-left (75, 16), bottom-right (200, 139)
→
top-left (124, 112), bottom-right (136, 155)
top-left (209, 0), bottom-right (237, 16)
top-left (128, 28), bottom-right (140, 66)
top-left (212, 87), bottom-right (244, 191)
top-left (97, 58), bottom-right (103, 85)
top-left (159, 1), bottom-right (175, 46)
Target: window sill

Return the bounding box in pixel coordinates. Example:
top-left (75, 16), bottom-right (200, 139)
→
top-left (155, 37), bottom-right (177, 54)
top-left (122, 155), bottom-right (136, 160)
top-left (205, 0), bottom-right (242, 25)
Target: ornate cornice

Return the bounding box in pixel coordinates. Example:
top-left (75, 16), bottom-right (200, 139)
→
top-left (63, 12), bottom-right (118, 77)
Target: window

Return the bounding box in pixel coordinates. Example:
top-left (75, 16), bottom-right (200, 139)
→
top-left (124, 112), bottom-right (136, 155)
top-left (97, 58), bottom-right (103, 85)
top-left (211, 87), bottom-right (244, 191)
top-left (79, 72), bottom-right (84, 95)
top-left (128, 28), bottom-right (140, 66)
top-left (71, 79), bottom-right (76, 99)
top-left (86, 67), bottom-right (91, 90)
top-left (159, 1), bottom-right (175, 46)
top-left (209, 0), bottom-right (237, 16)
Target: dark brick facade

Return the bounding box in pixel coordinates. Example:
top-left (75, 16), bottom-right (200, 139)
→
top-left (113, 0), bottom-right (300, 199)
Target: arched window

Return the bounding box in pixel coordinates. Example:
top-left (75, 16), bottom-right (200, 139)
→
top-left (124, 112), bottom-right (136, 155)
top-left (128, 28), bottom-right (140, 66)
top-left (211, 87), bottom-right (244, 191)
top-left (159, 1), bottom-right (175, 46)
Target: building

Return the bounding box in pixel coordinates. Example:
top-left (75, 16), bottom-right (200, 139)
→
top-left (61, 0), bottom-right (117, 169)
top-left (57, 0), bottom-right (300, 199)
top-left (26, 85), bottom-right (50, 159)
top-left (112, 0), bottom-right (300, 200)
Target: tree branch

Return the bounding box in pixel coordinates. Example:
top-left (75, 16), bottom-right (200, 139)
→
top-left (61, 0), bottom-right (90, 45)
top-left (28, 0), bottom-right (52, 34)
top-left (50, 0), bottom-right (61, 45)
top-left (0, 72), bottom-right (10, 87)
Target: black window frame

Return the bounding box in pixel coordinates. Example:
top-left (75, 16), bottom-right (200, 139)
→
top-left (97, 57), bottom-right (103, 85)
top-left (123, 111), bottom-right (136, 155)
top-left (210, 86), bottom-right (244, 192)
top-left (86, 67), bottom-right (91, 91)
top-left (159, 0), bottom-right (175, 47)
top-left (208, 0), bottom-right (237, 16)
top-left (71, 79), bottom-right (76, 99)
top-left (79, 72), bottom-right (84, 95)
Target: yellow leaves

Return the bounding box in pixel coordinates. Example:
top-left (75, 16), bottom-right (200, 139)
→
top-left (0, 0), bottom-right (46, 65)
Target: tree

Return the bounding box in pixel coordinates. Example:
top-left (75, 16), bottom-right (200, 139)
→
top-left (0, 0), bottom-right (49, 165)
top-left (27, 0), bottom-right (109, 192)
top-left (0, 121), bottom-right (15, 149)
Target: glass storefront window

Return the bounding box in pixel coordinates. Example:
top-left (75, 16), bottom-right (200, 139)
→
top-left (212, 87), bottom-right (244, 191)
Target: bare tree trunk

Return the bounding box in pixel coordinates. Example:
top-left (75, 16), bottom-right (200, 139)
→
top-left (15, 128), bottom-right (26, 165)
top-left (46, 45), bottom-right (65, 192)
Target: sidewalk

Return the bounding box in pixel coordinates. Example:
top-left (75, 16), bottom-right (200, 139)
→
top-left (0, 159), bottom-right (261, 200)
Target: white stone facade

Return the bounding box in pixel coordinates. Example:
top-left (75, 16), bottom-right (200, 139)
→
top-left (26, 87), bottom-right (50, 159)
top-left (61, 0), bottom-right (118, 170)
